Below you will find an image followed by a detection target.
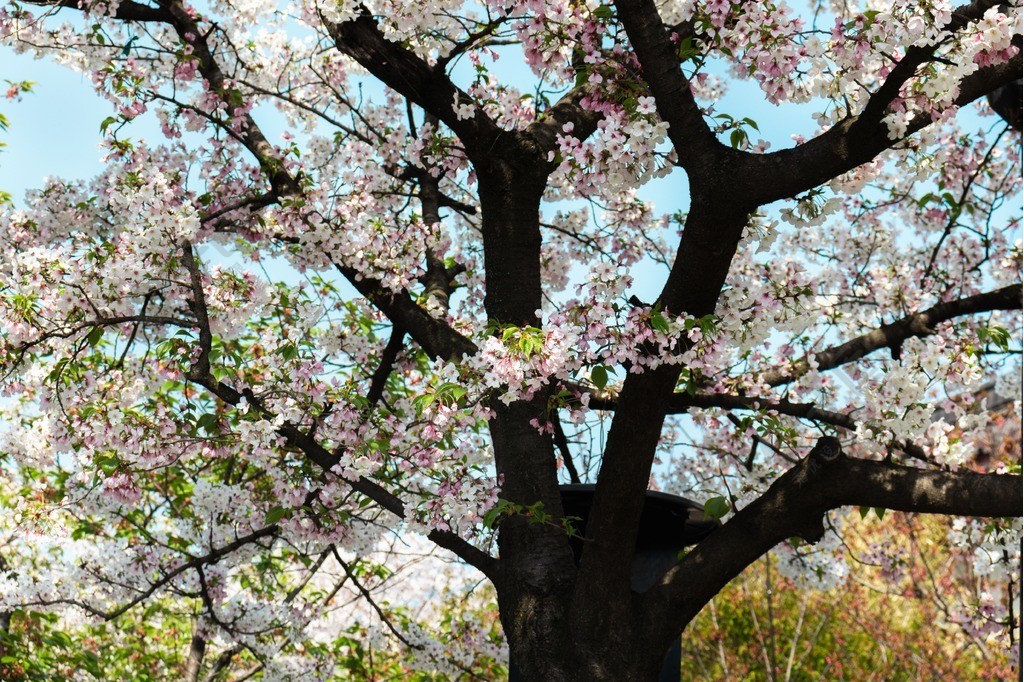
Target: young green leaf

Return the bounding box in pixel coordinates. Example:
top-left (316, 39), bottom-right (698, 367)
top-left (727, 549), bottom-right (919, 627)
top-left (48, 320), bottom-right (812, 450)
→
top-left (704, 496), bottom-right (731, 520)
top-left (265, 506), bottom-right (288, 525)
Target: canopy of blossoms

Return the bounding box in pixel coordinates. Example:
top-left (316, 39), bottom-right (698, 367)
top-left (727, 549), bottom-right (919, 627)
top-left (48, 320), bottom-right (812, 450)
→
top-left (0, 0), bottom-right (1020, 678)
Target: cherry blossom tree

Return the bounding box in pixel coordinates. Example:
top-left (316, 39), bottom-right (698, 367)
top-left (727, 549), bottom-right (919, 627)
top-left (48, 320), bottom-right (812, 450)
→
top-left (0, 0), bottom-right (1021, 678)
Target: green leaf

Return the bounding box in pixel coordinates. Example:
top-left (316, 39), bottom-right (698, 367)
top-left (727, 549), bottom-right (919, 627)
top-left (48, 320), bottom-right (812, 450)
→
top-left (979, 325), bottom-right (1011, 351)
top-left (591, 365), bottom-right (608, 390)
top-left (704, 496), bottom-right (731, 520)
top-left (859, 505), bottom-right (870, 519)
top-left (677, 36), bottom-right (697, 62)
top-left (413, 392), bottom-right (437, 414)
top-left (483, 499), bottom-right (516, 529)
top-left (482, 507), bottom-right (501, 529)
top-left (96, 453), bottom-right (119, 470)
top-left (196, 412), bottom-right (217, 433)
top-left (592, 5), bottom-right (614, 19)
top-left (80, 650), bottom-right (102, 677)
top-left (265, 505), bottom-right (287, 525)
top-left (650, 311), bottom-right (670, 333)
top-left (86, 326), bottom-right (104, 347)
top-left (279, 343), bottom-right (298, 361)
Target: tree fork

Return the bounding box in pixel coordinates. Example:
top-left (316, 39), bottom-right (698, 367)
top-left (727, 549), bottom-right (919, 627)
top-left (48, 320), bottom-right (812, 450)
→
top-left (572, 199), bottom-right (752, 633)
top-left (640, 439), bottom-right (1023, 657)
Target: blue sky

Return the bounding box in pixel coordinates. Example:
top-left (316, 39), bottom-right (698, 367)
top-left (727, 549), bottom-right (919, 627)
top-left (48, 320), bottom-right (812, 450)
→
top-left (0, 37), bottom-right (827, 322)
top-left (1, 50), bottom-right (135, 201)
top-left (0, 39), bottom-right (822, 206)
top-left (2, 35), bottom-right (1007, 317)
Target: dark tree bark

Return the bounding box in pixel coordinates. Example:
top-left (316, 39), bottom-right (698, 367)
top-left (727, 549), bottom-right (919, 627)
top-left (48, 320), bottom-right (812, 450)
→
top-left (184, 632), bottom-right (206, 682)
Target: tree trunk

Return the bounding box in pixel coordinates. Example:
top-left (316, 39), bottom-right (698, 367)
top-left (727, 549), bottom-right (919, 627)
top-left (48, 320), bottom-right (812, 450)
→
top-left (505, 615), bottom-right (677, 681)
top-left (474, 159), bottom-right (582, 680)
top-left (184, 631), bottom-right (206, 682)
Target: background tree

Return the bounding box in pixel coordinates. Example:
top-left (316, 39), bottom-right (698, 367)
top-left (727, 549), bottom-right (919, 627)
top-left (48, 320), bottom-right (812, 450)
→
top-left (682, 396), bottom-right (1023, 680)
top-left (0, 0), bottom-right (1020, 679)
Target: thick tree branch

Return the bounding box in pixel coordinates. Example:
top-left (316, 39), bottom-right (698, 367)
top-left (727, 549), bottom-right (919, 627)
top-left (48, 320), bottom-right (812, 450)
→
top-left (190, 373), bottom-right (499, 579)
top-left (641, 439), bottom-right (1023, 655)
top-left (232, 215), bottom-right (474, 364)
top-left (159, 0), bottom-right (301, 196)
top-left (334, 263), bottom-right (477, 362)
top-left (612, 0), bottom-right (725, 172)
top-left (322, 7), bottom-right (502, 161)
top-left (415, 159), bottom-right (458, 314)
top-left (325, 9), bottom-right (608, 171)
top-left (569, 202), bottom-right (754, 585)
top-left (23, 0), bottom-right (171, 22)
top-left (736, 4), bottom-right (1021, 205)
top-left (522, 85), bottom-right (603, 164)
top-left (201, 644), bottom-right (243, 682)
top-left (552, 417), bottom-right (582, 484)
top-left (365, 325), bottom-right (405, 408)
top-left (184, 630), bottom-right (206, 682)
top-left (762, 283), bottom-right (1022, 386)
top-left (181, 241), bottom-right (213, 380)
top-left (471, 163), bottom-right (578, 666)
top-left (571, 204), bottom-right (751, 631)
top-left (203, 191), bottom-right (476, 364)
